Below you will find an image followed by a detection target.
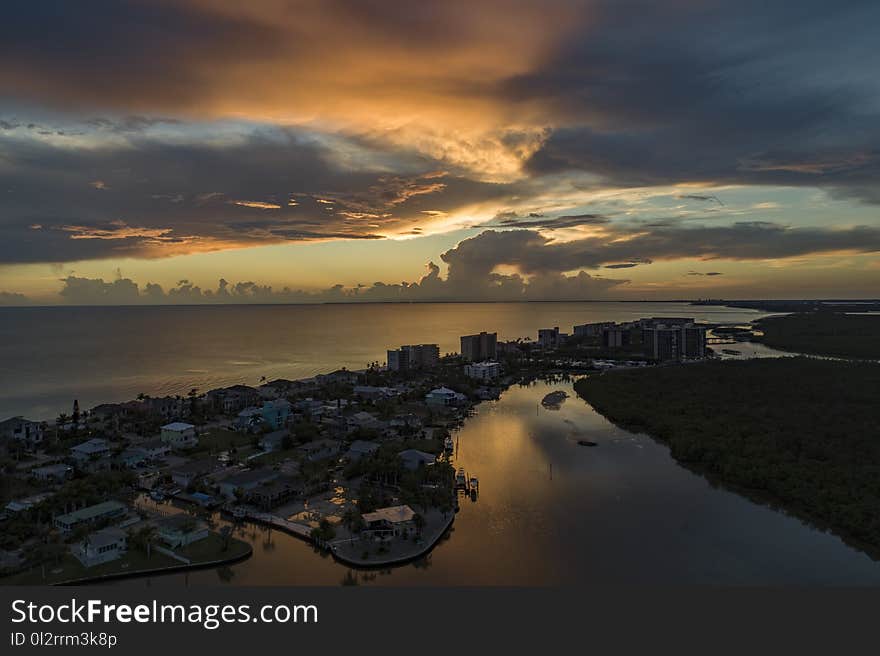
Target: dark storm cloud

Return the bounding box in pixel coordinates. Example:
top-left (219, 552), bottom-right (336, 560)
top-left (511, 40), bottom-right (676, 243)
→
top-left (439, 224), bottom-right (880, 277)
top-left (0, 128), bottom-right (510, 263)
top-left (516, 1), bottom-right (880, 202)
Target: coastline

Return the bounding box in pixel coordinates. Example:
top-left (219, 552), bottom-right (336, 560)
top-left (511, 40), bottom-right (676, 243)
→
top-left (1, 539), bottom-right (253, 587)
top-left (573, 358), bottom-right (880, 561)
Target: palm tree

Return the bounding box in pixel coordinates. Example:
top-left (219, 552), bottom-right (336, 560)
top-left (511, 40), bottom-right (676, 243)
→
top-left (132, 525), bottom-right (158, 559)
top-left (219, 525), bottom-right (233, 552)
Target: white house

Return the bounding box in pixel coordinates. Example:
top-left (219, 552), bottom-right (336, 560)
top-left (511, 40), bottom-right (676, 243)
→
top-left (425, 387), bottom-right (466, 407)
top-left (156, 514), bottom-right (210, 548)
top-left (71, 527), bottom-right (127, 568)
top-left (464, 361), bottom-right (502, 381)
top-left (361, 505), bottom-right (417, 539)
top-left (160, 422), bottom-right (198, 448)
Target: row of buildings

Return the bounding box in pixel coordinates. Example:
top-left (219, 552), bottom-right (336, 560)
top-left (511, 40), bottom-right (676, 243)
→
top-left (571, 317), bottom-right (707, 360)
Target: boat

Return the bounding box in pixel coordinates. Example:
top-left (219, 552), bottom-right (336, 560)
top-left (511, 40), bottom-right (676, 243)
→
top-left (577, 440), bottom-right (598, 447)
top-left (541, 390), bottom-right (568, 408)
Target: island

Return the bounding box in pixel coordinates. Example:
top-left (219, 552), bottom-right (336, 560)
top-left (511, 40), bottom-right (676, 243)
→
top-left (754, 312), bottom-right (880, 360)
top-left (574, 357), bottom-right (880, 554)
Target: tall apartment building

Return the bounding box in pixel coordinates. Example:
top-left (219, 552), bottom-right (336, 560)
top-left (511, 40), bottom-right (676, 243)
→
top-left (573, 322), bottom-right (615, 338)
top-left (644, 322), bottom-right (706, 360)
top-left (538, 327), bottom-right (564, 349)
top-left (387, 344), bottom-right (440, 371)
top-left (460, 331), bottom-right (497, 361)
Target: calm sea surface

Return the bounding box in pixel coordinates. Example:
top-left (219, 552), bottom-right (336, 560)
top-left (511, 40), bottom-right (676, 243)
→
top-left (6, 302), bottom-right (877, 585)
top-left (0, 301), bottom-right (767, 421)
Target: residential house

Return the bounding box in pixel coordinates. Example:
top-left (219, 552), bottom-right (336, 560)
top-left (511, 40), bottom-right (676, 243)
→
top-left (398, 449), bottom-right (436, 470)
top-left (160, 422), bottom-right (198, 448)
top-left (425, 387), bottom-right (467, 407)
top-left (170, 458), bottom-right (219, 489)
top-left (5, 492), bottom-right (53, 514)
top-left (258, 379), bottom-right (293, 399)
top-left (315, 369), bottom-right (360, 386)
top-left (140, 395), bottom-right (188, 422)
top-left (246, 475), bottom-right (302, 510)
top-left (136, 438), bottom-right (171, 460)
top-left (346, 411), bottom-right (381, 433)
top-left (70, 438), bottom-right (111, 463)
top-left (156, 514), bottom-right (210, 548)
top-left (31, 463), bottom-right (73, 482)
top-left (235, 407), bottom-right (264, 433)
top-left (352, 385), bottom-right (399, 401)
top-left (117, 448), bottom-right (149, 469)
top-left (347, 440), bottom-right (380, 461)
top-left (206, 385), bottom-right (261, 415)
top-left (296, 439), bottom-right (341, 463)
top-left (54, 500), bottom-right (127, 533)
top-left (0, 417), bottom-right (45, 450)
top-left (259, 429), bottom-right (289, 452)
top-left (361, 505), bottom-right (417, 539)
top-left (89, 401), bottom-right (141, 433)
top-left (261, 399), bottom-right (291, 430)
top-left (71, 527), bottom-right (127, 567)
top-left (216, 468), bottom-right (279, 500)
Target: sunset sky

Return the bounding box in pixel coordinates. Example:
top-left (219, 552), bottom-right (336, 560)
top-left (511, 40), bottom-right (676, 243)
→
top-left (1, 0), bottom-right (879, 304)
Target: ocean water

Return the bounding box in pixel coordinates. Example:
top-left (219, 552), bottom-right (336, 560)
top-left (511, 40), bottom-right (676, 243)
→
top-left (0, 302), bottom-right (768, 421)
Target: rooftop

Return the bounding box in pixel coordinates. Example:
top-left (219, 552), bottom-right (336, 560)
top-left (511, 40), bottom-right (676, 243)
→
top-left (162, 422), bottom-right (195, 431)
top-left (84, 527), bottom-right (127, 549)
top-left (220, 468), bottom-right (278, 487)
top-left (362, 505), bottom-right (416, 524)
top-left (56, 500), bottom-right (126, 525)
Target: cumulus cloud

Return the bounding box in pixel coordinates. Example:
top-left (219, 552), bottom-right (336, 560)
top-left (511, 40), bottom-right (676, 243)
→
top-left (0, 291), bottom-right (31, 306)
top-left (48, 218), bottom-right (880, 304)
top-left (440, 224), bottom-right (880, 277)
